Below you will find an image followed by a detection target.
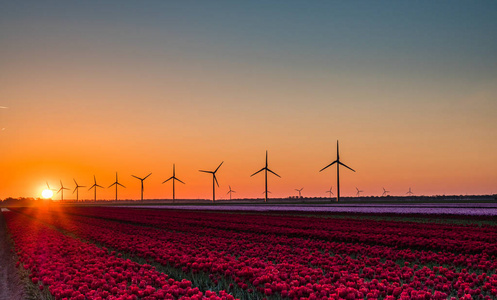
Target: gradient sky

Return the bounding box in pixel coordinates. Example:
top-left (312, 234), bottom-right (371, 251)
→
top-left (1, 1), bottom-right (496, 200)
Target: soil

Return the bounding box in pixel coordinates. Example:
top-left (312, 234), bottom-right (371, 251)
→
top-left (0, 210), bottom-right (24, 300)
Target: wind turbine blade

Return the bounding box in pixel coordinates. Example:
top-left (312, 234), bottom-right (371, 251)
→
top-left (109, 183), bottom-right (116, 188)
top-left (94, 175), bottom-right (97, 184)
top-left (250, 167), bottom-right (265, 177)
top-left (88, 185), bottom-right (95, 191)
top-left (144, 173), bottom-right (152, 180)
top-left (73, 178), bottom-right (78, 186)
top-left (199, 170), bottom-right (212, 174)
top-left (227, 190), bottom-right (230, 195)
top-left (319, 160), bottom-right (337, 172)
top-left (96, 184), bottom-right (104, 189)
top-left (176, 178), bottom-right (185, 184)
top-left (46, 182), bottom-right (50, 189)
top-left (214, 175), bottom-right (219, 187)
top-left (267, 168), bottom-right (281, 178)
top-left (131, 175), bottom-right (141, 180)
top-left (338, 161), bottom-right (355, 172)
top-left (118, 183), bottom-right (126, 188)
top-left (63, 187), bottom-right (69, 190)
top-left (162, 177), bottom-right (173, 184)
top-left (215, 161), bottom-right (224, 173)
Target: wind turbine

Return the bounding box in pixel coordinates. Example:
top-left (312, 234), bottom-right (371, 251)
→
top-left (325, 186), bottom-right (334, 198)
top-left (109, 172), bottom-right (126, 202)
top-left (356, 187), bottom-right (363, 197)
top-left (295, 188), bottom-right (303, 198)
top-left (88, 176), bottom-right (104, 202)
top-left (131, 173), bottom-right (152, 201)
top-left (57, 180), bottom-right (70, 201)
top-left (319, 141), bottom-right (355, 202)
top-left (46, 182), bottom-right (56, 192)
top-left (382, 187), bottom-right (390, 196)
top-left (251, 151), bottom-right (280, 203)
top-left (162, 164), bottom-right (185, 202)
top-left (406, 187), bottom-right (414, 196)
top-left (227, 185), bottom-right (236, 200)
top-left (199, 162), bottom-right (223, 202)
top-left (73, 179), bottom-right (85, 202)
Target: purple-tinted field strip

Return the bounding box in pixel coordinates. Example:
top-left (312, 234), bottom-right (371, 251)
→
top-left (116, 204), bottom-right (497, 215)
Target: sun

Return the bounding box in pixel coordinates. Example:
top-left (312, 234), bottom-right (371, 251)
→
top-left (42, 189), bottom-right (53, 199)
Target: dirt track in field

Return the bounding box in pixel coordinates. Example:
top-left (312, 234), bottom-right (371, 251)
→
top-left (0, 210), bottom-right (24, 300)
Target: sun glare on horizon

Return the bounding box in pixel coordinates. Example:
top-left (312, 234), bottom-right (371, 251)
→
top-left (42, 189), bottom-right (53, 199)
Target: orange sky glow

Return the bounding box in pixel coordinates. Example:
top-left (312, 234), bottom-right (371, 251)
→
top-left (1, 2), bottom-right (496, 200)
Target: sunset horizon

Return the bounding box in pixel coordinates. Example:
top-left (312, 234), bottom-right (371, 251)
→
top-left (1, 1), bottom-right (496, 200)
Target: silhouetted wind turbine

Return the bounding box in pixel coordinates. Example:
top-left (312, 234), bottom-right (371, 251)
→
top-left (131, 173), bottom-right (152, 201)
top-left (406, 187), bottom-right (414, 196)
top-left (162, 164), bottom-right (184, 202)
top-left (88, 176), bottom-right (104, 202)
top-left (319, 141), bottom-right (355, 202)
top-left (46, 182), bottom-right (56, 192)
top-left (56, 180), bottom-right (70, 201)
top-left (109, 172), bottom-right (126, 202)
top-left (199, 162), bottom-right (223, 202)
top-left (251, 151), bottom-right (280, 203)
top-left (325, 186), bottom-right (334, 198)
top-left (382, 187), bottom-right (390, 196)
top-left (356, 187), bottom-right (363, 197)
top-left (227, 185), bottom-right (236, 200)
top-left (73, 179), bottom-right (85, 202)
top-left (295, 188), bottom-right (303, 198)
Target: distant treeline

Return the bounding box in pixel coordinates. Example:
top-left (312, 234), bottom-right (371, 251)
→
top-left (1, 194), bottom-right (495, 207)
top-left (1, 197), bottom-right (54, 207)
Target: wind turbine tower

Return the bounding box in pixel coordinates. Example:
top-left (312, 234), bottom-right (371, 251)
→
top-left (73, 179), bottom-right (85, 202)
top-left (57, 180), bottom-right (70, 201)
top-left (295, 188), bottom-right (303, 198)
top-left (227, 185), bottom-right (236, 200)
top-left (109, 172), bottom-right (126, 202)
top-left (131, 173), bottom-right (152, 201)
top-left (88, 176), bottom-right (104, 202)
top-left (251, 151), bottom-right (281, 203)
top-left (162, 164), bottom-right (185, 202)
top-left (319, 141), bottom-right (356, 202)
top-left (199, 162), bottom-right (223, 202)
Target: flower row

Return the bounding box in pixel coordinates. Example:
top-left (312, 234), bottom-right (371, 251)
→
top-left (4, 210), bottom-right (233, 300)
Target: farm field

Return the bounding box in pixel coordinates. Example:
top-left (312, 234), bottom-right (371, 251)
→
top-left (2, 206), bottom-right (497, 300)
top-left (117, 203), bottom-right (497, 216)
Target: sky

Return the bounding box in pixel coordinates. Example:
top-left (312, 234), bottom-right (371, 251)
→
top-left (1, 1), bottom-right (497, 200)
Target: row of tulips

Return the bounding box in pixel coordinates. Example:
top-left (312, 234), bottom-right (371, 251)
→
top-left (12, 207), bottom-right (497, 299)
top-left (63, 207), bottom-right (497, 254)
top-left (4, 210), bottom-right (234, 300)
top-left (58, 207), bottom-right (497, 271)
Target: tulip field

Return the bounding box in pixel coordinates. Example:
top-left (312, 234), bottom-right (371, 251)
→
top-left (2, 206), bottom-right (497, 300)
